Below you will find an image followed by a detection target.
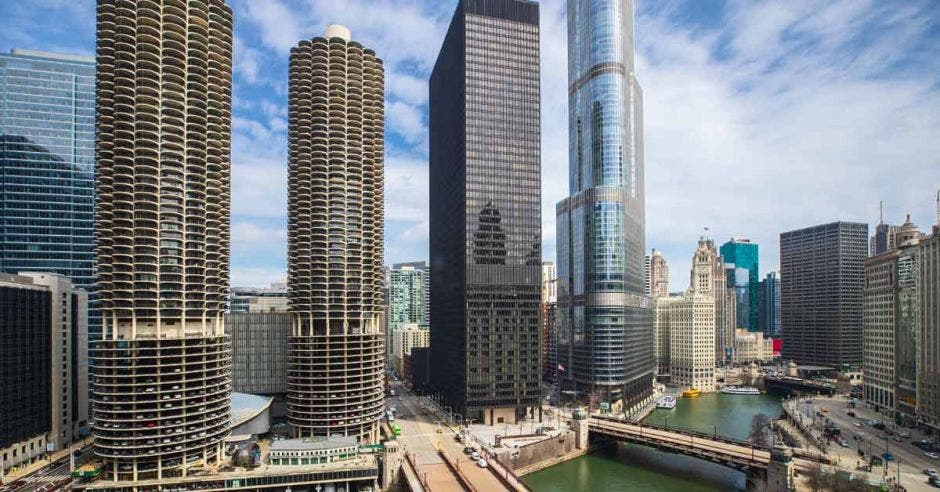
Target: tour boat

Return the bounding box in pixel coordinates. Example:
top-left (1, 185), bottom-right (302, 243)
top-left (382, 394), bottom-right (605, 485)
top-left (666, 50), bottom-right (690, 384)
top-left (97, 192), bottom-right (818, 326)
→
top-left (655, 396), bottom-right (677, 409)
top-left (719, 385), bottom-right (761, 395)
top-left (681, 388), bottom-right (702, 398)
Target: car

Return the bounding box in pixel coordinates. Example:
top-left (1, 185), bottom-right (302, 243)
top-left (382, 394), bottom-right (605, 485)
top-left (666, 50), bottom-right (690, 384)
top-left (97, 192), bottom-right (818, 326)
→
top-left (464, 446), bottom-right (474, 455)
top-left (847, 411), bottom-right (856, 417)
top-left (838, 440), bottom-right (849, 448)
top-left (471, 452), bottom-right (480, 460)
top-left (477, 458), bottom-right (488, 468)
top-left (927, 452), bottom-right (940, 459)
top-left (894, 437), bottom-right (903, 443)
top-left (883, 453), bottom-right (895, 462)
top-left (924, 468), bottom-right (938, 477)
top-left (854, 422), bottom-right (862, 427)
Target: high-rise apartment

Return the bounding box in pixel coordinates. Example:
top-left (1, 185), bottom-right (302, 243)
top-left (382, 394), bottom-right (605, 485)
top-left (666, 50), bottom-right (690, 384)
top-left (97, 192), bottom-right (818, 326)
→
top-left (429, 0), bottom-right (542, 425)
top-left (556, 0), bottom-right (654, 413)
top-left (1, 273), bottom-right (87, 469)
top-left (758, 272), bottom-right (781, 338)
top-left (720, 238), bottom-right (759, 330)
top-left (780, 222), bottom-right (867, 367)
top-left (93, 0), bottom-right (233, 480)
top-left (389, 262), bottom-right (429, 329)
top-left (286, 25), bottom-right (386, 443)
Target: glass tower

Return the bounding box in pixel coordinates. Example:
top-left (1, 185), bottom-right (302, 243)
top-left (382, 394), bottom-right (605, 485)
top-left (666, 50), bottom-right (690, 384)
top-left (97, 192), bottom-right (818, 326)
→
top-left (0, 49), bottom-right (97, 339)
top-left (389, 261), bottom-right (429, 329)
top-left (429, 0), bottom-right (542, 424)
top-left (556, 0), bottom-right (653, 411)
top-left (720, 238), bottom-right (759, 330)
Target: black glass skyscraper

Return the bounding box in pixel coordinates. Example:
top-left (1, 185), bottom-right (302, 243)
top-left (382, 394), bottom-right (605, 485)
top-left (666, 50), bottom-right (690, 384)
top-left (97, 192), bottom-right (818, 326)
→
top-left (429, 0), bottom-right (542, 424)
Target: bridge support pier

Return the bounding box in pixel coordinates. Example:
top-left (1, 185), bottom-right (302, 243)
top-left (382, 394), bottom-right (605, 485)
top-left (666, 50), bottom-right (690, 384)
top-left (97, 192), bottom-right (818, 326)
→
top-left (746, 443), bottom-right (794, 492)
top-left (572, 417), bottom-right (589, 450)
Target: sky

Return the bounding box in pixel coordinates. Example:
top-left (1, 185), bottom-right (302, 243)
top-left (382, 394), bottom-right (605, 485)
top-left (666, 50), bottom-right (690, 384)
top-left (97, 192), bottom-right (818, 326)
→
top-left (3, 0), bottom-right (938, 290)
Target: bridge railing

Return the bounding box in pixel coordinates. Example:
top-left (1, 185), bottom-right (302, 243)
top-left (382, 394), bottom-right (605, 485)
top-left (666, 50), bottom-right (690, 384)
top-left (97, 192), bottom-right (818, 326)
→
top-left (590, 415), bottom-right (771, 451)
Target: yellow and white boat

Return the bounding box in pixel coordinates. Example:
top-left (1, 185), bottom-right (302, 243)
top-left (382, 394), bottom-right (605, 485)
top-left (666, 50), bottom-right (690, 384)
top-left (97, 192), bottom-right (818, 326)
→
top-left (681, 388), bottom-right (702, 398)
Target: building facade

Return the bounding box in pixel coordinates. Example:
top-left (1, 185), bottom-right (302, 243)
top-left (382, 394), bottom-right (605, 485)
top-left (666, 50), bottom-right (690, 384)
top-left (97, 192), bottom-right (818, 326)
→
top-left (758, 272), bottom-right (781, 338)
top-left (720, 238), bottom-right (759, 331)
top-left (689, 237), bottom-right (735, 364)
top-left (229, 283), bottom-right (287, 312)
top-left (429, 0), bottom-right (542, 425)
top-left (389, 262), bottom-right (429, 329)
top-left (391, 324), bottom-right (430, 375)
top-left (655, 295), bottom-right (716, 392)
top-left (227, 312), bottom-right (291, 396)
top-left (918, 218), bottom-right (940, 431)
top-left (542, 262), bottom-right (557, 382)
top-left (647, 249), bottom-right (669, 298)
top-left (733, 329), bottom-right (775, 363)
top-left (555, 0), bottom-right (654, 413)
top-left (0, 49), bottom-right (97, 339)
top-left (286, 25), bottom-right (386, 443)
top-left (92, 0), bottom-right (234, 481)
top-left (871, 221), bottom-right (900, 257)
top-left (1, 274), bottom-right (52, 472)
top-left (780, 222), bottom-right (867, 367)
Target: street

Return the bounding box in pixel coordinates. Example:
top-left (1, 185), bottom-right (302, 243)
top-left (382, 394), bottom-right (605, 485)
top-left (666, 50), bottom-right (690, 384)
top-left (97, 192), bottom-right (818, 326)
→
top-left (788, 396), bottom-right (937, 491)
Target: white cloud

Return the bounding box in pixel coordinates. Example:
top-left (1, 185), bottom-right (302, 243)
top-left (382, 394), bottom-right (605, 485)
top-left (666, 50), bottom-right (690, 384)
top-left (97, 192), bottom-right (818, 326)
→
top-left (242, 0), bottom-right (301, 55)
top-left (387, 101), bottom-right (426, 146)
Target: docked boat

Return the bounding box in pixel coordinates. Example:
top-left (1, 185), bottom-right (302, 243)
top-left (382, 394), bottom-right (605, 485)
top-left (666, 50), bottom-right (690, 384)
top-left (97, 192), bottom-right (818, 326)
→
top-left (681, 388), bottom-right (702, 398)
top-left (655, 396), bottom-right (677, 409)
top-left (720, 385), bottom-right (761, 395)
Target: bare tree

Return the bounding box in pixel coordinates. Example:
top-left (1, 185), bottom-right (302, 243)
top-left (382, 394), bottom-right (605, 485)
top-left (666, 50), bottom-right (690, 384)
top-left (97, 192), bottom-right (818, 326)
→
top-left (748, 413), bottom-right (773, 447)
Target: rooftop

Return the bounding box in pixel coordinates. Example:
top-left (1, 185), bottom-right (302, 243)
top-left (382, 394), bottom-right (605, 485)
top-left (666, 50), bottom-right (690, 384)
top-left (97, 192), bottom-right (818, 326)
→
top-left (230, 392), bottom-right (273, 428)
top-left (270, 436), bottom-right (359, 452)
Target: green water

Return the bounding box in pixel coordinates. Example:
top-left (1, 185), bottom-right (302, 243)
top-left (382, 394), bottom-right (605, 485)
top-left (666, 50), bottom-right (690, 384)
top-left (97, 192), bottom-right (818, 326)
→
top-left (524, 393), bottom-right (784, 492)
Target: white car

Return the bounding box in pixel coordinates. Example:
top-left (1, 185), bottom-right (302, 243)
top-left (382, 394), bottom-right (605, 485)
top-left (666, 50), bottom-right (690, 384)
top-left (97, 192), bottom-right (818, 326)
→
top-left (477, 458), bottom-right (488, 468)
top-left (471, 452), bottom-right (480, 460)
top-left (926, 452), bottom-right (940, 459)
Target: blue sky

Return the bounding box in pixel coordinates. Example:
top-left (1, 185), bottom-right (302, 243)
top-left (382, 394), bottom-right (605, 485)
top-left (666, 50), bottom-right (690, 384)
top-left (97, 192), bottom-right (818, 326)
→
top-left (3, 0), bottom-right (938, 290)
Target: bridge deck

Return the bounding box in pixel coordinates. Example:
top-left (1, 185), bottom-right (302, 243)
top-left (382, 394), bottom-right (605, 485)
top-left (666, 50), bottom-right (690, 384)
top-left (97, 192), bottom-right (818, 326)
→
top-left (588, 418), bottom-right (772, 470)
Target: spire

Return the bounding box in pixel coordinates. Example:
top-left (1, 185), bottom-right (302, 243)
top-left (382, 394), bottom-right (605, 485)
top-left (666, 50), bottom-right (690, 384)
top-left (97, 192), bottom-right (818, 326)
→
top-left (935, 189), bottom-right (939, 226)
top-left (879, 200), bottom-right (884, 225)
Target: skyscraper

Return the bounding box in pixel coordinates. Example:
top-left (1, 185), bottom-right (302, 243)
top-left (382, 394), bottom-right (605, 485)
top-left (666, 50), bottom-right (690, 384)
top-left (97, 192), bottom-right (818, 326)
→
top-left (780, 222), bottom-right (867, 367)
top-left (542, 262), bottom-right (558, 382)
top-left (429, 0), bottom-right (542, 425)
top-left (758, 272), bottom-right (781, 338)
top-left (720, 238), bottom-right (759, 330)
top-left (557, 0), bottom-right (653, 412)
top-left (918, 209), bottom-right (940, 432)
top-left (389, 262), bottom-right (429, 329)
top-left (93, 0), bottom-right (233, 481)
top-left (689, 237), bottom-right (736, 363)
top-left (647, 249), bottom-right (669, 298)
top-left (0, 49), bottom-right (99, 368)
top-left (287, 25), bottom-right (386, 443)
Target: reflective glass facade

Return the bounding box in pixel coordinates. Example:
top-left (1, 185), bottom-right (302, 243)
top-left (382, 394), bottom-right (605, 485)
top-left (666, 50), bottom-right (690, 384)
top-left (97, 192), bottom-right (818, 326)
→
top-left (556, 0), bottom-right (653, 410)
top-left (430, 0), bottom-right (542, 422)
top-left (720, 239), bottom-right (759, 330)
top-left (0, 49), bottom-right (97, 339)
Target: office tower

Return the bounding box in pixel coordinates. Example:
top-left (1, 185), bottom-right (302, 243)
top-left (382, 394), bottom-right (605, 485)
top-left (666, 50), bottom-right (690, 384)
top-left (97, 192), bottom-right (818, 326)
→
top-left (93, 0), bottom-right (233, 481)
top-left (870, 202), bottom-right (900, 256)
top-left (287, 25), bottom-right (385, 443)
top-left (556, 0), bottom-right (654, 412)
top-left (733, 329), bottom-right (775, 363)
top-left (689, 237), bottom-right (735, 363)
top-left (389, 262), bottom-right (429, 329)
top-left (780, 222), bottom-right (867, 367)
top-left (918, 205), bottom-right (940, 432)
top-left (0, 50), bottom-right (99, 388)
top-left (541, 262), bottom-right (557, 382)
top-left (229, 282), bottom-right (288, 312)
top-left (1, 273), bottom-right (87, 469)
top-left (758, 272), bottom-right (781, 337)
top-left (429, 0), bottom-right (542, 425)
top-left (655, 295), bottom-right (716, 392)
top-left (648, 249), bottom-right (669, 298)
top-left (864, 216), bottom-right (921, 423)
top-left (720, 238), bottom-right (759, 330)
top-left (226, 312), bottom-right (291, 395)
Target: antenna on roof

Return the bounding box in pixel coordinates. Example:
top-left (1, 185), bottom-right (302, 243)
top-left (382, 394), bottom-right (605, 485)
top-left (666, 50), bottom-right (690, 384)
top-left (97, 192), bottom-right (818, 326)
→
top-left (935, 190), bottom-right (939, 226)
top-left (879, 200), bottom-right (884, 225)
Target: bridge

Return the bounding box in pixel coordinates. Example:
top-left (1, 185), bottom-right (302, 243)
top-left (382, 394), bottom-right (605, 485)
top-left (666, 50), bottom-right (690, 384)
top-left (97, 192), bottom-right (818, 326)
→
top-left (764, 376), bottom-right (837, 396)
top-left (582, 416), bottom-right (830, 491)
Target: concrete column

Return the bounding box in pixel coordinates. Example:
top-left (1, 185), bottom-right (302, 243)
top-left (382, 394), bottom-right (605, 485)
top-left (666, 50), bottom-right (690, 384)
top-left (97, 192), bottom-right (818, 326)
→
top-left (572, 418), bottom-right (590, 450)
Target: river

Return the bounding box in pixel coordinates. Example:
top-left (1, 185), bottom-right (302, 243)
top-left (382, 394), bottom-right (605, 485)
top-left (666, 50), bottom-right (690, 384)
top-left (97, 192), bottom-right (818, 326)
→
top-left (523, 392), bottom-right (784, 492)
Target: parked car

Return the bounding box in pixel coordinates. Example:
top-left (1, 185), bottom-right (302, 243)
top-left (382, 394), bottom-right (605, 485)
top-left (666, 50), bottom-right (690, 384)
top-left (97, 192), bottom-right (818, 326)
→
top-left (477, 458), bottom-right (488, 468)
top-left (928, 452), bottom-right (940, 459)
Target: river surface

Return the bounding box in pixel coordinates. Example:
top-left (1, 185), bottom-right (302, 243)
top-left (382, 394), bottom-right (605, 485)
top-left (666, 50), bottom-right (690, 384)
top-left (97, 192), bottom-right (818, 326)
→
top-left (523, 393), bottom-right (784, 492)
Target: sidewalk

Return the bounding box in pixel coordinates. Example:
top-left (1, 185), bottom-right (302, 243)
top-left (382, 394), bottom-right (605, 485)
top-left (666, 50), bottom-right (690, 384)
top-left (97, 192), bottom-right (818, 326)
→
top-left (1, 436), bottom-right (93, 484)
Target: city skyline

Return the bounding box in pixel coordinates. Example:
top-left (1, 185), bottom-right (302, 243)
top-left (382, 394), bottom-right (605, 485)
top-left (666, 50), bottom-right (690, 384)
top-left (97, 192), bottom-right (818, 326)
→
top-left (3, 1), bottom-right (937, 290)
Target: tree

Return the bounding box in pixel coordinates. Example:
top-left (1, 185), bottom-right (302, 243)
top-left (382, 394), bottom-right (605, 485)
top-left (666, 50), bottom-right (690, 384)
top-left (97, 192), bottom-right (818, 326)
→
top-left (748, 413), bottom-right (773, 447)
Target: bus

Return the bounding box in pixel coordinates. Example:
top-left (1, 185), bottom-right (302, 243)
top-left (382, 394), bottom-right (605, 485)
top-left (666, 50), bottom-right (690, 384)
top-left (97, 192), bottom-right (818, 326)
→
top-left (392, 424), bottom-right (402, 436)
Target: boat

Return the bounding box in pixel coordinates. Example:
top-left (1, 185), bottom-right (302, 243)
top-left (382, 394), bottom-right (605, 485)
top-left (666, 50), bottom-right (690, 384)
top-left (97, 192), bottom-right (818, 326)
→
top-left (720, 385), bottom-right (761, 395)
top-left (656, 396), bottom-right (677, 409)
top-left (681, 388), bottom-right (701, 398)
